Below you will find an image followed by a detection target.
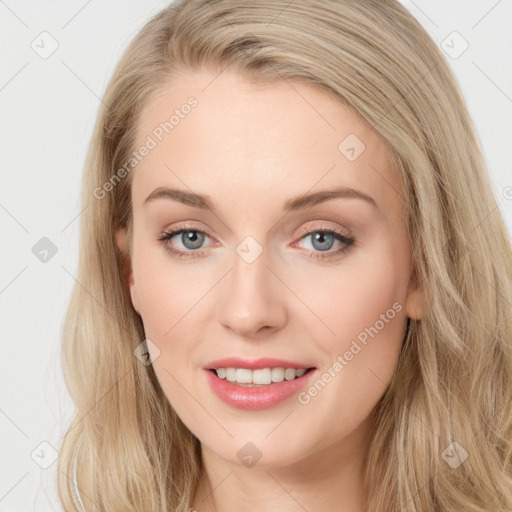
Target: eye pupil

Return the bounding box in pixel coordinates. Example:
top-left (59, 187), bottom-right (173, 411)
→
top-left (312, 232), bottom-right (334, 251)
top-left (182, 230), bottom-right (204, 249)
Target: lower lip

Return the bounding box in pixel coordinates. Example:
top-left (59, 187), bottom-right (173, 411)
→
top-left (203, 369), bottom-right (317, 410)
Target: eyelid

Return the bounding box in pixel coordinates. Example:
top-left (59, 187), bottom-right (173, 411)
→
top-left (294, 221), bottom-right (352, 240)
top-left (160, 220), bottom-right (351, 242)
top-left (162, 221), bottom-right (217, 241)
top-left (158, 221), bottom-right (355, 261)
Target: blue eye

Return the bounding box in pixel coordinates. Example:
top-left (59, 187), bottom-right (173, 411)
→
top-left (157, 225), bottom-right (210, 259)
top-left (309, 231), bottom-right (336, 251)
top-left (294, 227), bottom-right (355, 261)
top-left (157, 223), bottom-right (355, 261)
top-left (176, 230), bottom-right (206, 250)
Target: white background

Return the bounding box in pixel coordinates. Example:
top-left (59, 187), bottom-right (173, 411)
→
top-left (0, 1), bottom-right (511, 510)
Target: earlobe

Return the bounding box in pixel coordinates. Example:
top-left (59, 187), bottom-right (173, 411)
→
top-left (405, 285), bottom-right (427, 320)
top-left (128, 275), bottom-right (141, 315)
top-left (115, 225), bottom-right (141, 315)
top-left (404, 264), bottom-right (427, 320)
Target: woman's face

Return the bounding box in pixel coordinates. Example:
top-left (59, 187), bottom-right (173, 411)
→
top-left (117, 68), bottom-right (425, 469)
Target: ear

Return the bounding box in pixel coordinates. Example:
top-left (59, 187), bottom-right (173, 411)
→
top-left (405, 269), bottom-right (427, 320)
top-left (115, 225), bottom-right (141, 315)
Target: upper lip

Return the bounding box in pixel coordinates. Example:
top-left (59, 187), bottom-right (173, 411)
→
top-left (204, 357), bottom-right (315, 370)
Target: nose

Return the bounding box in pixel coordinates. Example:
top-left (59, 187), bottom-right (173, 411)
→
top-left (217, 248), bottom-right (287, 339)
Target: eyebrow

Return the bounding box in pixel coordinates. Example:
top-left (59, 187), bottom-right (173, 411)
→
top-left (143, 185), bottom-right (377, 212)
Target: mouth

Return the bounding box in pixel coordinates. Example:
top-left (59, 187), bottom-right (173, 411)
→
top-left (208, 367), bottom-right (316, 387)
top-left (203, 358), bottom-right (318, 410)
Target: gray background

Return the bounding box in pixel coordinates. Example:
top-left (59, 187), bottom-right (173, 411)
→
top-left (1, 1), bottom-right (511, 510)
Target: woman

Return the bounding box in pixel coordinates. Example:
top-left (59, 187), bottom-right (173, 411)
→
top-left (57, 0), bottom-right (512, 510)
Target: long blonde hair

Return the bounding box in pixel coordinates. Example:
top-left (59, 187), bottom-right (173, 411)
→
top-left (57, 1), bottom-right (512, 510)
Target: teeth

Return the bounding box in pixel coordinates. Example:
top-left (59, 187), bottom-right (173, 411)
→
top-left (225, 368), bottom-right (237, 382)
top-left (271, 367), bottom-right (284, 383)
top-left (284, 368), bottom-right (296, 380)
top-left (213, 367), bottom-right (309, 385)
top-left (253, 368), bottom-right (272, 385)
top-left (236, 368), bottom-right (252, 384)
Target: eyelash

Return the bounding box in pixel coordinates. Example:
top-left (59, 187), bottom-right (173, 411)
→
top-left (157, 222), bottom-right (355, 262)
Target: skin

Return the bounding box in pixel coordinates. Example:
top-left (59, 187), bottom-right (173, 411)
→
top-left (116, 67), bottom-right (426, 512)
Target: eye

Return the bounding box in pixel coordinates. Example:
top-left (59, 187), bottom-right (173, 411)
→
top-left (172, 229), bottom-right (205, 250)
top-left (293, 224), bottom-right (355, 261)
top-left (157, 223), bottom-right (213, 259)
top-left (157, 222), bottom-right (355, 262)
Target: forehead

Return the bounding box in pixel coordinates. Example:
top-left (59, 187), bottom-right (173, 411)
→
top-left (131, 68), bottom-right (404, 220)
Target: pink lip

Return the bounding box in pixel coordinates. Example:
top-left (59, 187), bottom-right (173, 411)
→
top-left (203, 358), bottom-right (317, 410)
top-left (204, 357), bottom-right (312, 370)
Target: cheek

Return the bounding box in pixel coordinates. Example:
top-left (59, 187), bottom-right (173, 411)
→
top-left (294, 246), bottom-right (410, 414)
top-left (132, 254), bottom-right (203, 420)
top-left (333, 265), bottom-right (403, 340)
top-left (131, 241), bottom-right (209, 368)
top-left (303, 247), bottom-right (407, 342)
top-left (136, 277), bottom-right (173, 336)
top-left (132, 247), bottom-right (200, 337)
top-left (291, 252), bottom-right (409, 438)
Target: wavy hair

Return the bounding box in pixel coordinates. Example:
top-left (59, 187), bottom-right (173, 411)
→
top-left (57, 0), bottom-right (512, 510)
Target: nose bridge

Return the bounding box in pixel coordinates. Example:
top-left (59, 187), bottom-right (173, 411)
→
top-left (217, 236), bottom-right (286, 336)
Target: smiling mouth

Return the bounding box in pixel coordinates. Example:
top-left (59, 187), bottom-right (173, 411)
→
top-left (209, 367), bottom-right (316, 387)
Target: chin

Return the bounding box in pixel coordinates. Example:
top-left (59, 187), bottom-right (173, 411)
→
top-left (199, 428), bottom-right (317, 469)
